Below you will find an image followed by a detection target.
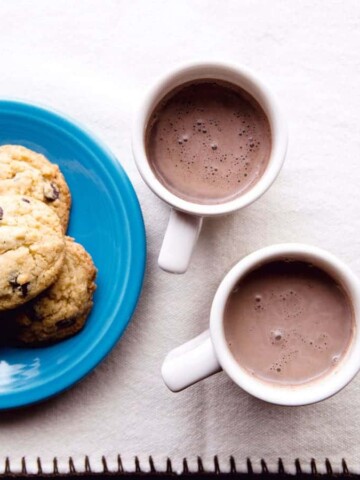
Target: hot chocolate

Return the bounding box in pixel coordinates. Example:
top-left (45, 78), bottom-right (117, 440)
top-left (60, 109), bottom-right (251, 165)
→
top-left (224, 260), bottom-right (354, 385)
top-left (146, 80), bottom-right (271, 204)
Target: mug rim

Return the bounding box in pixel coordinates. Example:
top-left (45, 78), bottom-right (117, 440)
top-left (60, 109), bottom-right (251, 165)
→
top-left (210, 243), bottom-right (360, 406)
top-left (131, 60), bottom-right (288, 216)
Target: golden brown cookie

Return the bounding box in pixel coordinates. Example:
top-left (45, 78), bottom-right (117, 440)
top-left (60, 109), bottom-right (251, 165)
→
top-left (0, 145), bottom-right (71, 232)
top-left (14, 237), bottom-right (97, 345)
top-left (0, 195), bottom-right (65, 310)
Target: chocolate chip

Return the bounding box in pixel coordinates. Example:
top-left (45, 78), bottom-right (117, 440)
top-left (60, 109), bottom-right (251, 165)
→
top-left (44, 182), bottom-right (60, 201)
top-left (0, 207), bottom-right (3, 220)
top-left (56, 318), bottom-right (76, 329)
top-left (20, 282), bottom-right (30, 297)
top-left (9, 274), bottom-right (19, 291)
top-left (22, 198), bottom-right (30, 203)
top-left (9, 274), bottom-right (30, 297)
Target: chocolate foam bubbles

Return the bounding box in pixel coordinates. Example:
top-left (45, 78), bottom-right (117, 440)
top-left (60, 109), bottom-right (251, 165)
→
top-left (224, 261), bottom-right (354, 385)
top-left (146, 80), bottom-right (271, 204)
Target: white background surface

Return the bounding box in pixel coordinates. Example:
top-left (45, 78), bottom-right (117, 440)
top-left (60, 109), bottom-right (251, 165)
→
top-left (0, 0), bottom-right (360, 474)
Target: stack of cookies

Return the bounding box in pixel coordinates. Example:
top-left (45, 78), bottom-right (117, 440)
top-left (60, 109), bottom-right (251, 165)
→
top-left (0, 145), bottom-right (97, 346)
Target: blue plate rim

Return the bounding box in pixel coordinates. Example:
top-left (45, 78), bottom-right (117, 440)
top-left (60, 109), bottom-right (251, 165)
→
top-left (0, 99), bottom-right (146, 409)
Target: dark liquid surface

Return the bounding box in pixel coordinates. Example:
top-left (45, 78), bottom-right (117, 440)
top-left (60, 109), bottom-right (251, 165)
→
top-left (146, 80), bottom-right (271, 204)
top-left (224, 261), bottom-right (354, 385)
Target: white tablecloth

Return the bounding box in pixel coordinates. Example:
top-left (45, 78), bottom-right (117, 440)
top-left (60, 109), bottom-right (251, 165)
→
top-left (0, 0), bottom-right (359, 474)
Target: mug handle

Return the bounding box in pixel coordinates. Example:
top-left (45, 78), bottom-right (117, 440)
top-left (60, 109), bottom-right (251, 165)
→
top-left (158, 209), bottom-right (203, 274)
top-left (161, 330), bottom-right (222, 392)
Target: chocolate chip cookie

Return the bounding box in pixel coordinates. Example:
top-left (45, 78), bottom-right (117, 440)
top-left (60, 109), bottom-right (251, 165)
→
top-left (14, 237), bottom-right (97, 345)
top-left (0, 195), bottom-right (65, 310)
top-left (0, 145), bottom-right (71, 232)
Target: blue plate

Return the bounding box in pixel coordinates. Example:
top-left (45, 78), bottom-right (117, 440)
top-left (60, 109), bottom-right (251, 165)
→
top-left (0, 100), bottom-right (146, 409)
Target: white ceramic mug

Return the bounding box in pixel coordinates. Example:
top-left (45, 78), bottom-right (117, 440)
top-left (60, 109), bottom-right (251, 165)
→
top-left (132, 61), bottom-right (288, 273)
top-left (162, 244), bottom-right (360, 406)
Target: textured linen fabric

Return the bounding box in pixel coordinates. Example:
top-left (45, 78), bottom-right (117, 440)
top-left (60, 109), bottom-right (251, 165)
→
top-left (0, 0), bottom-right (359, 474)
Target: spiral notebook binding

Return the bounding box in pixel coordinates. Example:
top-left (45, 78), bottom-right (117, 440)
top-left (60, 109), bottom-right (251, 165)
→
top-left (21, 457), bottom-right (27, 475)
top-left (37, 457), bottom-right (43, 475)
top-left (343, 459), bottom-right (350, 476)
top-left (84, 456), bottom-right (91, 474)
top-left (117, 454), bottom-right (124, 473)
top-left (260, 459), bottom-right (268, 474)
top-left (326, 458), bottom-right (333, 476)
top-left (134, 457), bottom-right (141, 473)
top-left (166, 458), bottom-right (173, 474)
top-left (53, 458), bottom-right (59, 475)
top-left (230, 457), bottom-right (237, 474)
top-left (0, 456), bottom-right (352, 475)
top-left (310, 458), bottom-right (317, 475)
top-left (4, 458), bottom-right (10, 476)
top-left (149, 456), bottom-right (156, 474)
top-left (213, 456), bottom-right (220, 474)
top-left (278, 458), bottom-right (285, 474)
